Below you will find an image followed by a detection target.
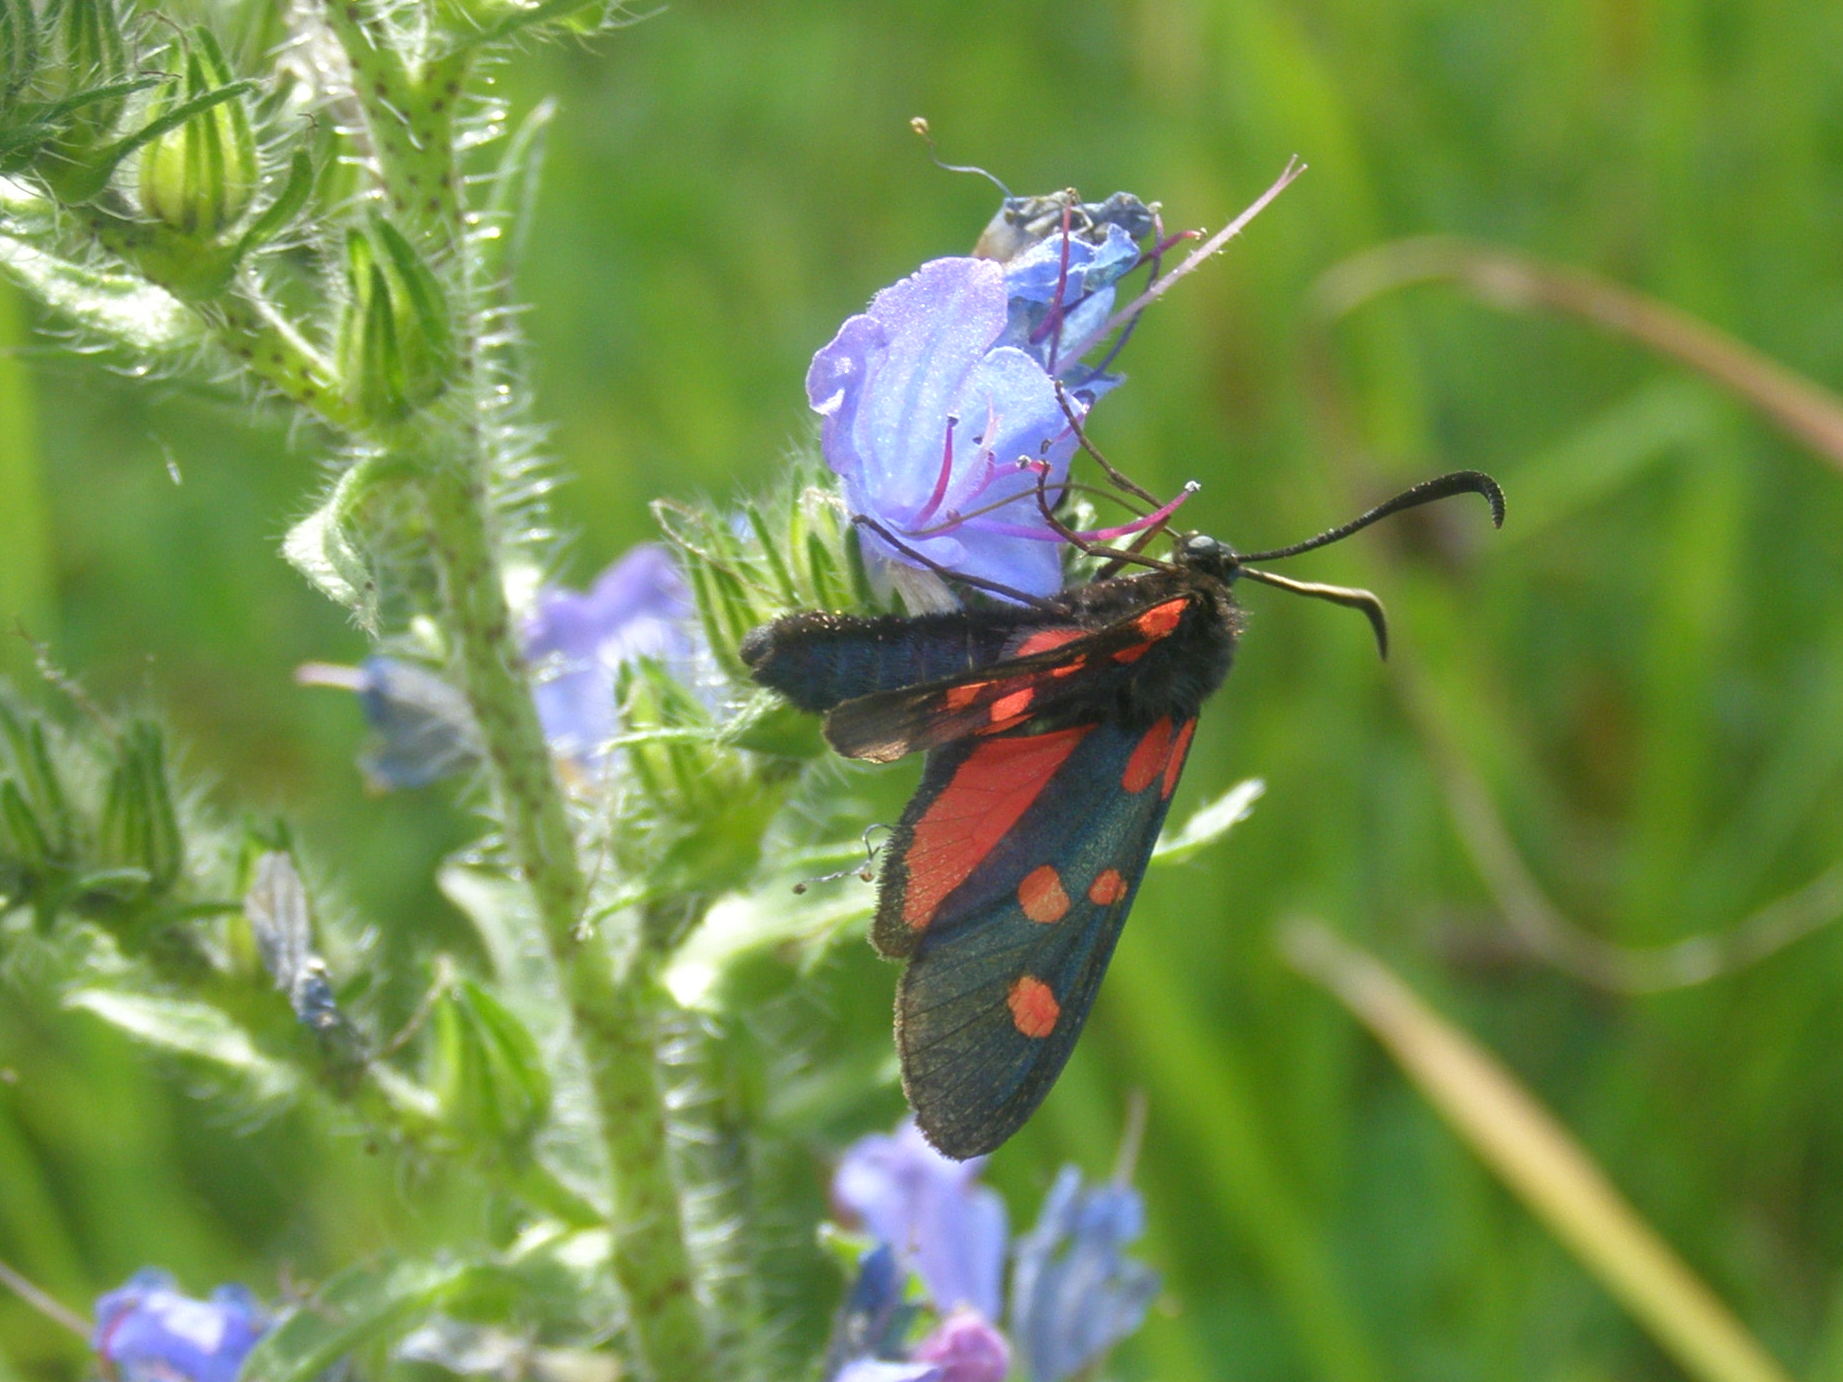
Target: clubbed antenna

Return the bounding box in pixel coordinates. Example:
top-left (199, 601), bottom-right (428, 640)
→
top-left (1239, 470), bottom-right (1505, 563)
top-left (1234, 469), bottom-right (1507, 658)
top-left (910, 116), bottom-right (1012, 197)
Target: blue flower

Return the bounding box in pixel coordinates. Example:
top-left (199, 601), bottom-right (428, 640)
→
top-left (809, 185), bottom-right (1181, 605)
top-left (823, 1244), bottom-right (922, 1378)
top-left (809, 257), bottom-right (1084, 602)
top-left (996, 221), bottom-right (1146, 387)
top-left (1009, 1168), bottom-right (1160, 1382)
top-left (306, 656), bottom-right (478, 792)
top-left (521, 543), bottom-right (702, 762)
top-left (833, 1118), bottom-right (1007, 1320)
top-left (92, 1271), bottom-right (267, 1382)
top-left (827, 1118), bottom-right (1158, 1382)
top-left (301, 544), bottom-right (703, 788)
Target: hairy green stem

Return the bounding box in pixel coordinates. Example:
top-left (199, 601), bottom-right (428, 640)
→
top-left (418, 456), bottom-right (712, 1382)
top-left (317, 6), bottom-right (710, 1369)
top-left (320, 0), bottom-right (470, 240)
top-left (63, 198), bottom-right (357, 426)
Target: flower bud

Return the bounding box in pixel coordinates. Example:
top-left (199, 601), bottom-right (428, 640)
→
top-left (96, 720), bottom-right (183, 900)
top-left (430, 979), bottom-right (550, 1156)
top-left (335, 216), bottom-right (457, 423)
top-left (41, 0), bottom-right (131, 156)
top-left (1, 0), bottom-right (43, 112)
top-left (136, 29), bottom-right (257, 238)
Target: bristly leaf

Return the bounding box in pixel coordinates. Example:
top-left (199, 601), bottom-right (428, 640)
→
top-left (431, 977), bottom-right (552, 1156)
top-left (234, 148), bottom-right (316, 259)
top-left (64, 988), bottom-right (298, 1103)
top-left (283, 455), bottom-right (418, 632)
top-left (237, 1259), bottom-right (509, 1382)
top-left (0, 184), bottom-right (199, 356)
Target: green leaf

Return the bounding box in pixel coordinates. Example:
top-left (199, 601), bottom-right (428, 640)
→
top-left (663, 867), bottom-right (874, 1012)
top-left (65, 988), bottom-right (297, 1101)
top-left (478, 98), bottom-right (553, 286)
top-left (238, 1258), bottom-right (505, 1382)
top-left (431, 978), bottom-right (552, 1153)
top-left (234, 148), bottom-right (316, 259)
top-left (438, 865), bottom-right (610, 1205)
top-left (283, 461), bottom-right (404, 631)
top-left (0, 193), bottom-right (198, 357)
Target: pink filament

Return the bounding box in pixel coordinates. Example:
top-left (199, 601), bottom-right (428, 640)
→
top-left (911, 414), bottom-right (959, 526)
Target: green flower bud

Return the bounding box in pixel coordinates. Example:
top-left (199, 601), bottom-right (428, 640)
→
top-left (1, 0), bottom-right (44, 111)
top-left (335, 216), bottom-right (457, 424)
top-left (653, 467), bottom-right (871, 686)
top-left (96, 720), bottom-right (183, 900)
top-left (137, 29), bottom-right (257, 238)
top-left (40, 0), bottom-right (131, 156)
top-left (430, 979), bottom-right (551, 1157)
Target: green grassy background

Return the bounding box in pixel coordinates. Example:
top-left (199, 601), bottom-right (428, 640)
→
top-left (7, 1), bottom-right (1843, 1378)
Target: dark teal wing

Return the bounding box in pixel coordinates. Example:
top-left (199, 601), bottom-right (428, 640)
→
top-left (876, 714), bottom-right (1200, 1159)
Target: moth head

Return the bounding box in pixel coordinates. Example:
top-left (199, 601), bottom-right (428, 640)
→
top-left (1174, 532), bottom-right (1237, 581)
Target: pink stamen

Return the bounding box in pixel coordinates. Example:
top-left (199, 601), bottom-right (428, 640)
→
top-left (1094, 158), bottom-right (1306, 342)
top-left (912, 414), bottom-right (959, 525)
top-left (1049, 200), bottom-right (1078, 375)
top-left (1154, 228), bottom-right (1202, 257)
top-left (1073, 482), bottom-right (1198, 542)
top-left (957, 477), bottom-right (1198, 544)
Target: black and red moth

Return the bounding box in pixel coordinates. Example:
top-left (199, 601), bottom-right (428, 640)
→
top-left (741, 471), bottom-right (1503, 1159)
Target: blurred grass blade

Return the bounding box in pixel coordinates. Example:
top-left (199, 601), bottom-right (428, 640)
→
top-left (1312, 236), bottom-right (1843, 474)
top-left (1284, 922), bottom-right (1796, 1382)
top-left (1397, 656), bottom-right (1843, 992)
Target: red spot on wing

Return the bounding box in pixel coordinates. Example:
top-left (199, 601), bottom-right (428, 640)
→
top-left (946, 681), bottom-right (992, 711)
top-left (1122, 717), bottom-right (1175, 793)
top-left (990, 687), bottom-right (1035, 722)
top-left (1134, 598), bottom-right (1187, 639)
top-left (1007, 975), bottom-right (1061, 1037)
top-left (1110, 642), bottom-right (1151, 665)
top-left (1050, 657), bottom-right (1087, 678)
top-left (1018, 865), bottom-right (1071, 923)
top-left (1013, 628), bottom-right (1087, 658)
top-left (1162, 718), bottom-right (1198, 799)
top-left (1088, 868), bottom-right (1128, 906)
top-left (901, 727), bottom-right (1094, 930)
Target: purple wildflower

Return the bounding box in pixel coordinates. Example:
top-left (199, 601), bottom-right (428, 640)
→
top-left (833, 1119), bottom-right (1007, 1320)
top-left (1009, 1167), bottom-right (1160, 1382)
top-left (808, 257), bottom-right (1098, 603)
top-left (93, 1271), bottom-right (267, 1382)
top-left (292, 656), bottom-right (478, 791)
top-left (301, 544), bottom-right (703, 788)
top-left (823, 1243), bottom-right (922, 1380)
top-left (910, 1308), bottom-right (1010, 1382)
top-left (826, 1118), bottom-right (1161, 1382)
top-left (808, 187), bottom-right (1166, 604)
top-left (521, 543), bottom-right (702, 762)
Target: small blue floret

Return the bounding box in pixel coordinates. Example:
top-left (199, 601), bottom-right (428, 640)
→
top-left (92, 1270), bottom-right (268, 1382)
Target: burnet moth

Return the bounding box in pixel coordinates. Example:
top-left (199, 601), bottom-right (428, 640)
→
top-left (743, 423), bottom-right (1504, 1159)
